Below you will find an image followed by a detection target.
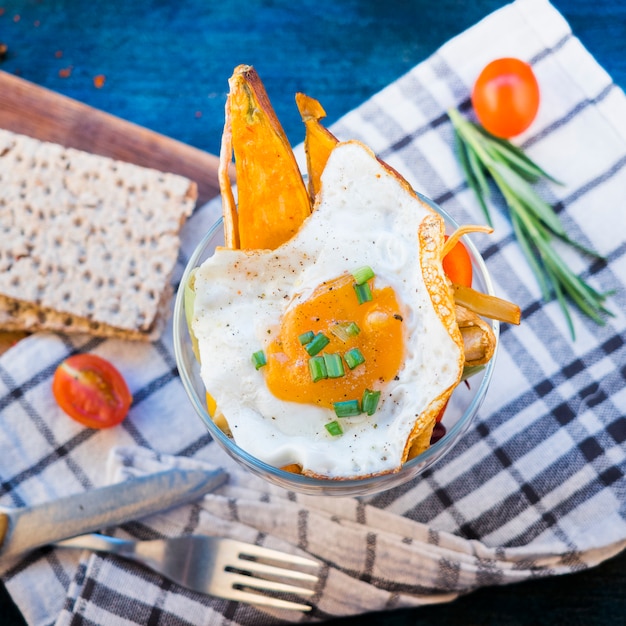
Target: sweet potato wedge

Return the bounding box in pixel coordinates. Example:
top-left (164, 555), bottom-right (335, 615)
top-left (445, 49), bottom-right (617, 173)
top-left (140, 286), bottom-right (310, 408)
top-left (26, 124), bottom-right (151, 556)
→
top-left (218, 106), bottom-right (239, 249)
top-left (295, 92), bottom-right (339, 202)
top-left (220, 65), bottom-right (311, 250)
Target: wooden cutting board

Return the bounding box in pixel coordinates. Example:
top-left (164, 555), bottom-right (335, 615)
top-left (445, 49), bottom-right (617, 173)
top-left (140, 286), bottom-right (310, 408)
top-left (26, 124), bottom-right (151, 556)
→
top-left (0, 71), bottom-right (223, 204)
top-left (0, 70), bottom-right (224, 355)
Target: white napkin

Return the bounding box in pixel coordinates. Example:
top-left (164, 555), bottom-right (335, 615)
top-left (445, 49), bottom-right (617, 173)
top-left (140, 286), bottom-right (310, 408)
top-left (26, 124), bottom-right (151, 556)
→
top-left (49, 445), bottom-right (625, 625)
top-left (1, 0), bottom-right (625, 623)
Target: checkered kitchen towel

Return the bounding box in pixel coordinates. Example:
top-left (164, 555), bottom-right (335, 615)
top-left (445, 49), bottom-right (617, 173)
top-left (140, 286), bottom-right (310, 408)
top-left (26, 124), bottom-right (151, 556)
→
top-left (1, 0), bottom-right (625, 623)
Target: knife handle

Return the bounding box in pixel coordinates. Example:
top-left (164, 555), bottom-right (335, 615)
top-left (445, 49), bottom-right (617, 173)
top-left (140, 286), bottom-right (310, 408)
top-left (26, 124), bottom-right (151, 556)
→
top-left (0, 514), bottom-right (8, 549)
top-left (0, 467), bottom-right (227, 559)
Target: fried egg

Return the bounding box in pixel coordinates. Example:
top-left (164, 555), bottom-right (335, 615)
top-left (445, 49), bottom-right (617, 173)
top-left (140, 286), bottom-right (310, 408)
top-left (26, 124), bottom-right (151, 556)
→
top-left (191, 141), bottom-right (463, 479)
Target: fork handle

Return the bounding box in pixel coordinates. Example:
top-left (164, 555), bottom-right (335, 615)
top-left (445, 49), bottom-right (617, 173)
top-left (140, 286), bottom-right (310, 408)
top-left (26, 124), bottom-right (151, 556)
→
top-left (55, 533), bottom-right (169, 581)
top-left (56, 533), bottom-right (135, 555)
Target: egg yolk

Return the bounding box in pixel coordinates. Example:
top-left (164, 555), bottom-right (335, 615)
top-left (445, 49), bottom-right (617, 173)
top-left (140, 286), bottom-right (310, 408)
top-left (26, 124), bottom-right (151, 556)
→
top-left (264, 273), bottom-right (405, 408)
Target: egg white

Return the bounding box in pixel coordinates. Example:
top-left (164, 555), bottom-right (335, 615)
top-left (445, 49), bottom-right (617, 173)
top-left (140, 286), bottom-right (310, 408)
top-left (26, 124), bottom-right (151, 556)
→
top-left (192, 141), bottom-right (463, 478)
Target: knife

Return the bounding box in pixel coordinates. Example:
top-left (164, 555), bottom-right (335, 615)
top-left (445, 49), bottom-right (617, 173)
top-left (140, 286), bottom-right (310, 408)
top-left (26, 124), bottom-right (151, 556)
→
top-left (0, 467), bottom-right (227, 560)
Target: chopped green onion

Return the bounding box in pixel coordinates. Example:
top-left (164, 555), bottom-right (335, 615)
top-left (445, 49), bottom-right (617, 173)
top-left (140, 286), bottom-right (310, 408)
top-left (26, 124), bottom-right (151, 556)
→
top-left (251, 350), bottom-right (267, 370)
top-left (325, 420), bottom-right (343, 436)
top-left (344, 321), bottom-right (361, 336)
top-left (352, 265), bottom-right (375, 285)
top-left (330, 321), bottom-right (361, 342)
top-left (323, 353), bottom-right (345, 378)
top-left (305, 332), bottom-right (330, 356)
top-left (353, 282), bottom-right (373, 305)
top-left (333, 399), bottom-right (361, 418)
top-left (308, 355), bottom-right (328, 382)
top-left (298, 330), bottom-right (315, 346)
top-left (344, 347), bottom-right (365, 370)
top-left (362, 389), bottom-right (381, 416)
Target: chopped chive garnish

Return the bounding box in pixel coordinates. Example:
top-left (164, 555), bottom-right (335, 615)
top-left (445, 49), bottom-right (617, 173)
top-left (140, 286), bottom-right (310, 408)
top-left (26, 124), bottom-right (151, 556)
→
top-left (323, 353), bottom-right (345, 378)
top-left (331, 321), bottom-right (361, 342)
top-left (362, 389), bottom-right (381, 416)
top-left (305, 332), bottom-right (330, 356)
top-left (353, 282), bottom-right (373, 305)
top-left (344, 347), bottom-right (365, 370)
top-left (251, 350), bottom-right (267, 370)
top-left (344, 321), bottom-right (361, 336)
top-left (308, 355), bottom-right (328, 382)
top-left (298, 330), bottom-right (315, 346)
top-left (325, 420), bottom-right (343, 436)
top-left (352, 265), bottom-right (375, 285)
top-left (333, 399), bottom-right (361, 418)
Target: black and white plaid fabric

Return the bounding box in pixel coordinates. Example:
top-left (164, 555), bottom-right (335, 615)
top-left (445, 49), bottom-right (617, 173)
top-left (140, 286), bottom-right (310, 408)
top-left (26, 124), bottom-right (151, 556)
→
top-left (1, 0), bottom-right (625, 623)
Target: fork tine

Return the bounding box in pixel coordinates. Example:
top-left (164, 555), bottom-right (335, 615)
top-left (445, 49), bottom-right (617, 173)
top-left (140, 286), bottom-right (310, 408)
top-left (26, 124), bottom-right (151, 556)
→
top-left (233, 542), bottom-right (319, 569)
top-left (233, 558), bottom-right (319, 582)
top-left (224, 587), bottom-right (314, 612)
top-left (228, 572), bottom-right (316, 596)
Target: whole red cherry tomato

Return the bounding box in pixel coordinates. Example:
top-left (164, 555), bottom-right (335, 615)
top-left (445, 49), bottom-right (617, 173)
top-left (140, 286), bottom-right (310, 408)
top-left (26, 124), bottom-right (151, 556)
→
top-left (471, 57), bottom-right (540, 138)
top-left (52, 354), bottom-right (132, 429)
top-left (442, 235), bottom-right (473, 287)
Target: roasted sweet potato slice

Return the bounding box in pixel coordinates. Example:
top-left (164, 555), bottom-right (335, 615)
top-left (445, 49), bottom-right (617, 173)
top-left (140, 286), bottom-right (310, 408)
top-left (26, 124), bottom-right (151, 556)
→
top-left (218, 106), bottom-right (239, 249)
top-left (295, 92), bottom-right (339, 202)
top-left (220, 65), bottom-right (311, 250)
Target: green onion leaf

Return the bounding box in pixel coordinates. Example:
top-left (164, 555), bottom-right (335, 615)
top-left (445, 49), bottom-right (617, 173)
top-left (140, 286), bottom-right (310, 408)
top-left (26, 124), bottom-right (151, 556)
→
top-left (353, 282), bottom-right (373, 305)
top-left (298, 330), bottom-right (315, 346)
top-left (487, 132), bottom-right (561, 183)
top-left (308, 355), bottom-right (328, 382)
top-left (361, 389), bottom-right (381, 416)
top-left (465, 142), bottom-right (493, 225)
top-left (305, 332), bottom-right (330, 356)
top-left (448, 106), bottom-right (613, 339)
top-left (491, 161), bottom-right (565, 236)
top-left (323, 353), bottom-right (345, 378)
top-left (344, 347), bottom-right (365, 370)
top-left (251, 350), bottom-right (267, 370)
top-left (325, 420), bottom-right (343, 436)
top-left (333, 399), bottom-right (361, 418)
top-left (352, 265), bottom-right (375, 285)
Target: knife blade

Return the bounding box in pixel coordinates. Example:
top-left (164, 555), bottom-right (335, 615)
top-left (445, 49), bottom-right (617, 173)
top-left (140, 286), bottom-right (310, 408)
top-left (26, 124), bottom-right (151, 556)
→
top-left (0, 467), bottom-right (227, 560)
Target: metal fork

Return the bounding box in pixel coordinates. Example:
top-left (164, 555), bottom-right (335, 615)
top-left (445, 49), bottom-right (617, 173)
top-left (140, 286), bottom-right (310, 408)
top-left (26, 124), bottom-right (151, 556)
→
top-left (55, 533), bottom-right (319, 611)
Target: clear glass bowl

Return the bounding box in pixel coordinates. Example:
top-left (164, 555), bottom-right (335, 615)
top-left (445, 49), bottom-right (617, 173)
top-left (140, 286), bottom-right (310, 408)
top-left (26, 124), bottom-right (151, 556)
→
top-left (173, 195), bottom-right (499, 497)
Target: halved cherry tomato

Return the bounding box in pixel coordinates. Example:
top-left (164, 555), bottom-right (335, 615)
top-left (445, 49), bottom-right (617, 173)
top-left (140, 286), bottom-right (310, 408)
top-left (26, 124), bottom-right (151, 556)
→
top-left (52, 354), bottom-right (132, 429)
top-left (442, 235), bottom-right (473, 287)
top-left (471, 57), bottom-right (540, 138)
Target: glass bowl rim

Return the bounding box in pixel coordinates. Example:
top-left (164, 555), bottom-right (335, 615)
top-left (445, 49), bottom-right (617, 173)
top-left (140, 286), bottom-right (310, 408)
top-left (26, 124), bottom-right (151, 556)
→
top-left (173, 193), bottom-right (500, 492)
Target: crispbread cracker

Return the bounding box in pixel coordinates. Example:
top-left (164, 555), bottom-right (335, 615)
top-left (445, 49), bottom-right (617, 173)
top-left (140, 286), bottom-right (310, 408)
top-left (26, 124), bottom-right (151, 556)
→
top-left (0, 286), bottom-right (171, 341)
top-left (0, 128), bottom-right (197, 340)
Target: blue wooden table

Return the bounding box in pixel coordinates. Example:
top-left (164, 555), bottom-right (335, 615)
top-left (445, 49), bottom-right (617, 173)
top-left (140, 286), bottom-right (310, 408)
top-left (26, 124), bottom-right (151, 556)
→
top-left (1, 1), bottom-right (626, 623)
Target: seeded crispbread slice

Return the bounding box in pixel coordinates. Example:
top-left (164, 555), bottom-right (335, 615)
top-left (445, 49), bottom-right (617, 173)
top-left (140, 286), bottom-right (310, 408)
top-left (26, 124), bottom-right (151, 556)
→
top-left (0, 128), bottom-right (197, 340)
top-left (0, 287), bottom-right (171, 341)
